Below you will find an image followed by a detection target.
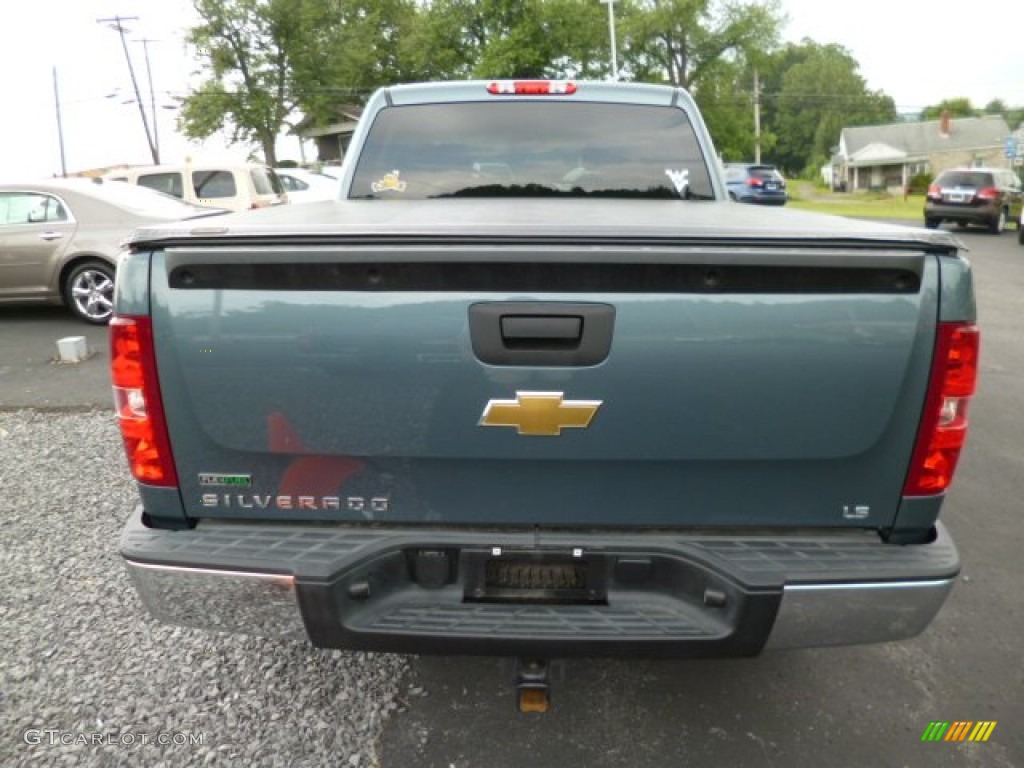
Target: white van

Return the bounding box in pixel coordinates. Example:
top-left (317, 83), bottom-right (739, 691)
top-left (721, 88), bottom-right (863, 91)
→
top-left (106, 162), bottom-right (288, 212)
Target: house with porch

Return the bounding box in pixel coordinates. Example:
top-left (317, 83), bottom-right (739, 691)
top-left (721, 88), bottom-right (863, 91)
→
top-left (832, 113), bottom-right (1011, 193)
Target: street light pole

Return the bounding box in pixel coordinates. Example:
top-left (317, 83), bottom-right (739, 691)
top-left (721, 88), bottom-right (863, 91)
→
top-left (97, 15), bottom-right (159, 165)
top-left (52, 66), bottom-right (67, 177)
top-left (600, 0), bottom-right (619, 81)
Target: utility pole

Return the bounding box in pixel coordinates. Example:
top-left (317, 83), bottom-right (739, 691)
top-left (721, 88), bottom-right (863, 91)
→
top-left (600, 0), bottom-right (619, 81)
top-left (753, 68), bottom-right (762, 164)
top-left (97, 15), bottom-right (159, 164)
top-left (135, 38), bottom-right (161, 164)
top-left (52, 67), bottom-right (67, 177)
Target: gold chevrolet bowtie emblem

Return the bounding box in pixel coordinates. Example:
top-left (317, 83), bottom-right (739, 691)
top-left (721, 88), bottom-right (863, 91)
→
top-left (479, 392), bottom-right (602, 436)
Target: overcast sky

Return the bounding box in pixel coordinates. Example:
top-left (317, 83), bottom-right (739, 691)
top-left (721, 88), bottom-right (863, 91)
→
top-left (1, 0), bottom-right (1022, 181)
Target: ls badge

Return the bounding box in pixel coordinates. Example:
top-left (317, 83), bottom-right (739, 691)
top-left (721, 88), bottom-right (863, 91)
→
top-left (479, 392), bottom-right (602, 436)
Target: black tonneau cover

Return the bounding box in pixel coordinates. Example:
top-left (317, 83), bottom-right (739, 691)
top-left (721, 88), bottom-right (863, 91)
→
top-left (129, 199), bottom-right (963, 254)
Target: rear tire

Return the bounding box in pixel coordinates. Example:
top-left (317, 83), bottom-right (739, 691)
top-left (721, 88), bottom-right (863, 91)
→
top-left (989, 208), bottom-right (1006, 234)
top-left (924, 217), bottom-right (939, 229)
top-left (63, 260), bottom-right (115, 325)
top-left (1019, 224), bottom-right (1024, 245)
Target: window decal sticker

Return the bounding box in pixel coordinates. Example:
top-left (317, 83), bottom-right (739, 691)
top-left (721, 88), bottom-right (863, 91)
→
top-left (371, 170), bottom-right (408, 193)
top-left (665, 169), bottom-right (689, 196)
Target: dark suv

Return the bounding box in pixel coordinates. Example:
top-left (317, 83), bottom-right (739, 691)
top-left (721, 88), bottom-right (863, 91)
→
top-left (925, 168), bottom-right (1022, 234)
top-left (723, 163), bottom-right (788, 205)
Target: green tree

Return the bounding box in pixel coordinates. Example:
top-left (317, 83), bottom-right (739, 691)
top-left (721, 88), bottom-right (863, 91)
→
top-left (621, 0), bottom-right (782, 88)
top-left (293, 0), bottom-right (421, 125)
top-left (696, 59), bottom-right (776, 162)
top-left (407, 0), bottom-right (608, 80)
top-left (1007, 107), bottom-right (1024, 131)
top-left (921, 98), bottom-right (975, 120)
top-left (539, 0), bottom-right (611, 79)
top-left (983, 98), bottom-right (1008, 116)
top-left (181, 0), bottom-right (309, 164)
top-left (765, 41), bottom-right (895, 175)
top-left (180, 0), bottom-right (418, 163)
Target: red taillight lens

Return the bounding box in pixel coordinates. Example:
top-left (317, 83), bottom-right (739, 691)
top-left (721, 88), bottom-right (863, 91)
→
top-left (110, 315), bottom-right (178, 486)
top-left (903, 323), bottom-right (979, 495)
top-left (487, 80), bottom-right (577, 95)
top-left (747, 178), bottom-right (763, 188)
top-left (927, 184), bottom-right (941, 199)
top-left (976, 187), bottom-right (999, 200)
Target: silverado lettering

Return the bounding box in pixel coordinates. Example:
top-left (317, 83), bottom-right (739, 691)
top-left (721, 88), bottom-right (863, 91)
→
top-left (200, 494), bottom-right (389, 512)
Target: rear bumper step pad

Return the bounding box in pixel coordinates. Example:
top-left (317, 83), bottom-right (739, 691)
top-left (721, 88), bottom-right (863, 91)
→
top-left (121, 508), bottom-right (958, 656)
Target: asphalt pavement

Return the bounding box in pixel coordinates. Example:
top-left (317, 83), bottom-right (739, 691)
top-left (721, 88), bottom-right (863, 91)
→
top-left (0, 306), bottom-right (111, 410)
top-left (1, 223), bottom-right (1021, 767)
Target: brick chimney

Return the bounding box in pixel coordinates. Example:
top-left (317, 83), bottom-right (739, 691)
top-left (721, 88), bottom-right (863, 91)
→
top-left (939, 110), bottom-right (951, 138)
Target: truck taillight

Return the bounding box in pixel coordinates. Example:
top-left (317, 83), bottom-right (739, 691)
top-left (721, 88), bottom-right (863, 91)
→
top-left (110, 315), bottom-right (178, 486)
top-left (926, 184), bottom-right (941, 199)
top-left (976, 187), bottom-right (999, 200)
top-left (487, 80), bottom-right (577, 95)
top-left (903, 323), bottom-right (979, 496)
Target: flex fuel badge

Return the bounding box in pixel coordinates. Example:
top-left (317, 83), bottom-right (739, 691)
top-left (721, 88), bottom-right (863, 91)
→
top-left (198, 473), bottom-right (252, 487)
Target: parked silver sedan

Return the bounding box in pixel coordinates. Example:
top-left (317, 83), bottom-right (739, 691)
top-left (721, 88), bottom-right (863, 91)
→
top-left (0, 178), bottom-right (216, 323)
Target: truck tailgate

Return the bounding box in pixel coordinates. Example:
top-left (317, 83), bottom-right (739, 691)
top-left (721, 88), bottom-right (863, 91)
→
top-left (149, 235), bottom-right (937, 530)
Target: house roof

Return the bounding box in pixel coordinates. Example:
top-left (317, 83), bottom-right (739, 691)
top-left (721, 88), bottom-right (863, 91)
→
top-left (850, 141), bottom-right (907, 165)
top-left (840, 115), bottom-right (1009, 166)
top-left (293, 106), bottom-right (364, 138)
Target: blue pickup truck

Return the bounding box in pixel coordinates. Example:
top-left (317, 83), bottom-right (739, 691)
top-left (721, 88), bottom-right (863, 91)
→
top-left (113, 81), bottom-right (978, 705)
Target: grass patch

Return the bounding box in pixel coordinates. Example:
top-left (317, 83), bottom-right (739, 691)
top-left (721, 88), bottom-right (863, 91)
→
top-left (788, 193), bottom-right (925, 220)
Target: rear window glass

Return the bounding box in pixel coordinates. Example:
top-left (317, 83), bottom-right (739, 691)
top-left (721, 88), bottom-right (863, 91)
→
top-left (350, 102), bottom-right (714, 200)
top-left (937, 171), bottom-right (993, 188)
top-left (279, 174), bottom-right (307, 192)
top-left (748, 166), bottom-right (781, 180)
top-left (192, 170), bottom-right (238, 199)
top-left (138, 172), bottom-right (184, 199)
top-left (251, 168), bottom-right (284, 195)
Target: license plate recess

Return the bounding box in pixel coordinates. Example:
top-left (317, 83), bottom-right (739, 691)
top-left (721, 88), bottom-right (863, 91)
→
top-left (463, 550), bottom-right (608, 604)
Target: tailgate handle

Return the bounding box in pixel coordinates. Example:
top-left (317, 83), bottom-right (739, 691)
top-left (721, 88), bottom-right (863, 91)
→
top-left (469, 302), bottom-right (614, 366)
top-left (500, 315), bottom-right (582, 347)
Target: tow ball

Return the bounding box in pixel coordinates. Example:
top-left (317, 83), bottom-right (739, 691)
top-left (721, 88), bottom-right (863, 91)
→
top-left (515, 658), bottom-right (551, 713)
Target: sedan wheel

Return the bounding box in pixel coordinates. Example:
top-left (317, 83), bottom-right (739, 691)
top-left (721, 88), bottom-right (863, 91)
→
top-left (64, 261), bottom-right (115, 324)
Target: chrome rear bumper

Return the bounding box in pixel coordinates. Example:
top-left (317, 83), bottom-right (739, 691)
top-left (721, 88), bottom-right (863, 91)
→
top-left (764, 578), bottom-right (954, 649)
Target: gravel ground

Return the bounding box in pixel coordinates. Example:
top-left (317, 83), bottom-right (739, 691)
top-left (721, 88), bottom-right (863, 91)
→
top-left (0, 410), bottom-right (412, 768)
